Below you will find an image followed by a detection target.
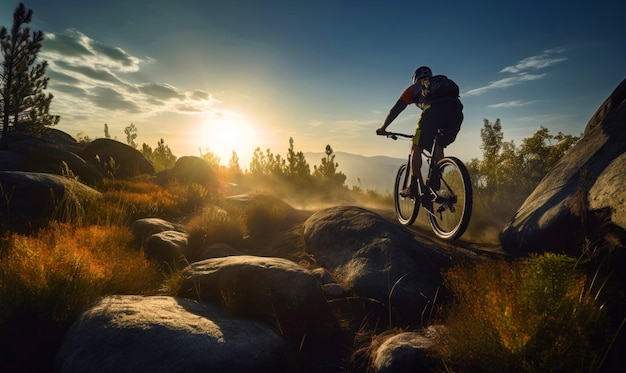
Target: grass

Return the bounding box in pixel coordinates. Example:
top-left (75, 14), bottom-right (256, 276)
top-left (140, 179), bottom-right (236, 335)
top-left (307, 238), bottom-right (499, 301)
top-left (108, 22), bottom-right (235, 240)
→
top-left (433, 253), bottom-right (616, 373)
top-left (1, 173), bottom-right (624, 372)
top-left (0, 223), bottom-right (162, 329)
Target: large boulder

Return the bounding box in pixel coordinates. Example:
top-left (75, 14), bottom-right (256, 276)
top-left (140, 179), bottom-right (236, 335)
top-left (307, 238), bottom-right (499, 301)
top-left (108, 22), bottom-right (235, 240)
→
top-left (302, 206), bottom-right (452, 328)
top-left (81, 138), bottom-right (154, 179)
top-left (0, 171), bottom-right (101, 231)
top-left (177, 255), bottom-right (344, 363)
top-left (500, 78), bottom-right (626, 256)
top-left (56, 295), bottom-right (292, 373)
top-left (2, 135), bottom-right (104, 185)
top-left (156, 156), bottom-right (219, 191)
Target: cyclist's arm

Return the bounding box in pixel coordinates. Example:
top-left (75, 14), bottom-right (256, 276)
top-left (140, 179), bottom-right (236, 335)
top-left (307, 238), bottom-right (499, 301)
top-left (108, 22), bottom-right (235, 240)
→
top-left (378, 99), bottom-right (407, 132)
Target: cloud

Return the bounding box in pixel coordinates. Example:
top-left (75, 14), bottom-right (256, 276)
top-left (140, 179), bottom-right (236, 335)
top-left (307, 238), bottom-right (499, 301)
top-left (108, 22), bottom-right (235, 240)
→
top-left (464, 73), bottom-right (546, 96)
top-left (501, 47), bottom-right (568, 74)
top-left (43, 29), bottom-right (141, 72)
top-left (90, 86), bottom-right (142, 113)
top-left (464, 47), bottom-right (567, 97)
top-left (488, 100), bottom-right (535, 108)
top-left (137, 83), bottom-right (185, 100)
top-left (39, 28), bottom-right (223, 124)
top-left (517, 113), bottom-right (575, 123)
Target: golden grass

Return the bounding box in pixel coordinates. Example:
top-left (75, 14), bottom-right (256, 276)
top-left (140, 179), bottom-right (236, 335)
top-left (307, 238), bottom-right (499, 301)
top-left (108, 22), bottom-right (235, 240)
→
top-left (0, 223), bottom-right (162, 328)
top-left (434, 253), bottom-right (613, 373)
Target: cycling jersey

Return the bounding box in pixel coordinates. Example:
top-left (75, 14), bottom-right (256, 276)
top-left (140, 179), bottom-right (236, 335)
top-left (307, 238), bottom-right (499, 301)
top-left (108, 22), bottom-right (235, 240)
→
top-left (399, 81), bottom-right (429, 110)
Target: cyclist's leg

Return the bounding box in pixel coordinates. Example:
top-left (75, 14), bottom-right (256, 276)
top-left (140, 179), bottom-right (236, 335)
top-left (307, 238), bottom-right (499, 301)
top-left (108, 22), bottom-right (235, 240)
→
top-left (400, 125), bottom-right (423, 197)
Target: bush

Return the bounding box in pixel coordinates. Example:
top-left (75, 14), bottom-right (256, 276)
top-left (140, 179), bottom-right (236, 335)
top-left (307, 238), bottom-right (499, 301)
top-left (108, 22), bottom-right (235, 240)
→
top-left (186, 206), bottom-right (244, 251)
top-left (434, 253), bottom-right (612, 373)
top-left (243, 194), bottom-right (293, 239)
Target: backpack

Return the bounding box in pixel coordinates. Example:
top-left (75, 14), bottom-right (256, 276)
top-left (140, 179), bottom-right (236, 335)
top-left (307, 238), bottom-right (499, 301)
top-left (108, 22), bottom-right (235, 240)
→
top-left (422, 75), bottom-right (459, 104)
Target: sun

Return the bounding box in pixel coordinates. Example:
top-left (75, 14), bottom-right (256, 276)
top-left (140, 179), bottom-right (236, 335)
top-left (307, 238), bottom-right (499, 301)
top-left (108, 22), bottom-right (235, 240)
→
top-left (199, 111), bottom-right (256, 165)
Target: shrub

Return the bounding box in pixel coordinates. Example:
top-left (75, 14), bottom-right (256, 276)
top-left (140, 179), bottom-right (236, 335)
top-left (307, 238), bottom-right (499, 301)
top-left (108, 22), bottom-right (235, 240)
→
top-left (243, 194), bottom-right (293, 239)
top-left (186, 206), bottom-right (244, 251)
top-left (434, 253), bottom-right (612, 373)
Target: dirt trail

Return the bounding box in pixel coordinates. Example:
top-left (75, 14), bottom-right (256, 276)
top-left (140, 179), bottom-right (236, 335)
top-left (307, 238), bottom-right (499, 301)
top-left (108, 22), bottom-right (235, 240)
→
top-left (369, 206), bottom-right (508, 259)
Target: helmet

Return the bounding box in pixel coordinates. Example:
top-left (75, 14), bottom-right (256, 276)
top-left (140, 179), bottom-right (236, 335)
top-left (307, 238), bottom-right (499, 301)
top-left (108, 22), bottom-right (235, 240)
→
top-left (412, 66), bottom-right (432, 83)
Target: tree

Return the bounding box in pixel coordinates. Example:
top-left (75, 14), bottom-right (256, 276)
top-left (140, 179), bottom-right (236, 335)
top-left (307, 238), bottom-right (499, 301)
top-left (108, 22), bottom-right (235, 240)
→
top-left (227, 150), bottom-right (242, 175)
top-left (313, 144), bottom-right (346, 187)
top-left (1, 3), bottom-right (59, 145)
top-left (124, 123), bottom-right (138, 149)
top-left (141, 138), bottom-right (176, 172)
top-left (285, 137), bottom-right (310, 180)
top-left (249, 147), bottom-right (266, 177)
top-left (199, 148), bottom-right (220, 170)
top-left (103, 123), bottom-right (111, 139)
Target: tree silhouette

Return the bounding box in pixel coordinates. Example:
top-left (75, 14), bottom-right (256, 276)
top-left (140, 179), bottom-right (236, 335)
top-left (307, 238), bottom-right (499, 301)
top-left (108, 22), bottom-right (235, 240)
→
top-left (142, 138), bottom-right (176, 172)
top-left (124, 123), bottom-right (138, 149)
top-left (313, 144), bottom-right (346, 187)
top-left (1, 3), bottom-right (59, 145)
top-left (286, 137), bottom-right (310, 179)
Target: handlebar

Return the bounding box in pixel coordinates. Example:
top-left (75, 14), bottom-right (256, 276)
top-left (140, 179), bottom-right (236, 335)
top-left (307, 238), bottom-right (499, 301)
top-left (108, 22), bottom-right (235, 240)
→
top-left (377, 131), bottom-right (413, 140)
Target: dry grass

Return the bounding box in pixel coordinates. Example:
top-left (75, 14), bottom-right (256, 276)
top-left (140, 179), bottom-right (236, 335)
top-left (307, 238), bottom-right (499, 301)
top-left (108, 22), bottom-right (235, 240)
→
top-left (434, 253), bottom-right (614, 373)
top-left (0, 223), bottom-right (162, 330)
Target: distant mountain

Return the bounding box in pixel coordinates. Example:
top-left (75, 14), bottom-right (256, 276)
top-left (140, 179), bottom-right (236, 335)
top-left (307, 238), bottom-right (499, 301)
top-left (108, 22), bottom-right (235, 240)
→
top-left (304, 151), bottom-right (405, 194)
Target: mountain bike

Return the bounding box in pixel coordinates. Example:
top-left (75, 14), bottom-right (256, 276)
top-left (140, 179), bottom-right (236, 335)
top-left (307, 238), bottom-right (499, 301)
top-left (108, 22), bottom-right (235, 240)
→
top-left (378, 129), bottom-right (472, 240)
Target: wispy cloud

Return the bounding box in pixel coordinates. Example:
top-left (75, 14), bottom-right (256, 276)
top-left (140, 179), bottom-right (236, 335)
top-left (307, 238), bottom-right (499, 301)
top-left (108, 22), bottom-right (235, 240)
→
top-left (464, 47), bottom-right (568, 97)
top-left (40, 28), bottom-right (224, 125)
top-left (500, 53), bottom-right (568, 74)
top-left (488, 100), bottom-right (535, 108)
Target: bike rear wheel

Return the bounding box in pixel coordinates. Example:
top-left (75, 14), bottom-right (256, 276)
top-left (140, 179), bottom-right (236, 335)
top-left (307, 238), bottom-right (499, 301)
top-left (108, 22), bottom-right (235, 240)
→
top-left (394, 163), bottom-right (419, 226)
top-left (427, 157), bottom-right (472, 240)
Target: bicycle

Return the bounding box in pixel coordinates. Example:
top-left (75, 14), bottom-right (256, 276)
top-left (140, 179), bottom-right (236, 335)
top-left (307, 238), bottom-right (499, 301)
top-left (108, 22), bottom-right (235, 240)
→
top-left (378, 129), bottom-right (472, 240)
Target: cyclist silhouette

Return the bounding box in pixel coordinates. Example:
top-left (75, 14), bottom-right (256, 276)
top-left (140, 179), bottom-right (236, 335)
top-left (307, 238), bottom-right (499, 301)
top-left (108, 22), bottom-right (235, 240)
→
top-left (376, 66), bottom-right (463, 196)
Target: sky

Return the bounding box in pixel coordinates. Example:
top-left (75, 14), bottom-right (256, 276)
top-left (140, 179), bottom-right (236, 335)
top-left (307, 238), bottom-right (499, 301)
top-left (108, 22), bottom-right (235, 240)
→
top-left (1, 0), bottom-right (624, 168)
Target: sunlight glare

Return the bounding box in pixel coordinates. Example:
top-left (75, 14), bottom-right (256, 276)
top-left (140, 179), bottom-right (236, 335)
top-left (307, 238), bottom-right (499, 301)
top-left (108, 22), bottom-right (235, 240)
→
top-left (199, 111), bottom-right (256, 166)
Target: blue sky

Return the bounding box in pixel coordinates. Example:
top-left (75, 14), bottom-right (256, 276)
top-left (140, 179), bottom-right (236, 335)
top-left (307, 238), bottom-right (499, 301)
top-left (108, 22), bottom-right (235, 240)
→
top-left (1, 0), bottom-right (623, 168)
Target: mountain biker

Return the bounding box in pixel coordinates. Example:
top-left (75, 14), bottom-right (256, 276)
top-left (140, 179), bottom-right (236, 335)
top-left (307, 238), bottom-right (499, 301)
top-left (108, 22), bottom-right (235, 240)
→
top-left (376, 66), bottom-right (463, 197)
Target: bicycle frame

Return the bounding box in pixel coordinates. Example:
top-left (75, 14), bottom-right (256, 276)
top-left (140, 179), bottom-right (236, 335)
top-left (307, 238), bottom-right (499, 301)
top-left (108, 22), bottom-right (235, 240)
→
top-left (387, 129), bottom-right (444, 207)
top-left (379, 128), bottom-right (472, 239)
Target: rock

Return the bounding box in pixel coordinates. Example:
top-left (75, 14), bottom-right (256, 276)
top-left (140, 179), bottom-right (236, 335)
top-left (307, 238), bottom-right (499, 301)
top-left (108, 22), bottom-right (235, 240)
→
top-left (144, 230), bottom-right (190, 270)
top-left (0, 149), bottom-right (26, 170)
top-left (81, 138), bottom-right (154, 179)
top-left (131, 217), bottom-right (185, 244)
top-left (198, 242), bottom-right (243, 260)
top-left (0, 171), bottom-right (101, 232)
top-left (303, 206), bottom-right (451, 327)
top-left (500, 78), bottom-right (626, 256)
top-left (177, 255), bottom-right (344, 361)
top-left (56, 295), bottom-right (292, 373)
top-left (156, 156), bottom-right (218, 191)
top-left (3, 135), bottom-right (104, 185)
top-left (371, 331), bottom-right (438, 373)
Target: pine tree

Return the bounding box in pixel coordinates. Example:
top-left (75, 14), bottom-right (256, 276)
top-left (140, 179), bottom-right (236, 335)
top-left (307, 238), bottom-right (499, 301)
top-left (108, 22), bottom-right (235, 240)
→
top-left (313, 144), bottom-right (346, 187)
top-left (1, 3), bottom-right (59, 145)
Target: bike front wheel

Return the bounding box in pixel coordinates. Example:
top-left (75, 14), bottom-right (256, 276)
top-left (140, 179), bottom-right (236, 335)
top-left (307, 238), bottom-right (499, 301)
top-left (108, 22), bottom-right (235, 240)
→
top-left (394, 163), bottom-right (419, 226)
top-left (427, 157), bottom-right (472, 240)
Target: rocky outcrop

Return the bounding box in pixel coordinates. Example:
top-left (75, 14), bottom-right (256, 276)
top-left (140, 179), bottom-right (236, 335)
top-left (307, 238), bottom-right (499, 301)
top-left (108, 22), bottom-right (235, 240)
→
top-left (0, 171), bottom-right (101, 232)
top-left (303, 206), bottom-right (453, 327)
top-left (156, 156), bottom-right (219, 191)
top-left (500, 78), bottom-right (626, 256)
top-left (2, 134), bottom-right (104, 185)
top-left (177, 255), bottom-right (344, 361)
top-left (56, 295), bottom-right (293, 373)
top-left (81, 138), bottom-right (155, 179)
